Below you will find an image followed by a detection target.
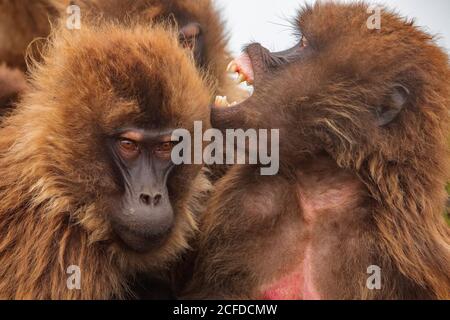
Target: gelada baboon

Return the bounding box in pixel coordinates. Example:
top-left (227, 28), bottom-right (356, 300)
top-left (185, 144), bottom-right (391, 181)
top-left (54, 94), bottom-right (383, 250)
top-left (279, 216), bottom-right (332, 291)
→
top-left (0, 22), bottom-right (211, 299)
top-left (186, 2), bottom-right (450, 299)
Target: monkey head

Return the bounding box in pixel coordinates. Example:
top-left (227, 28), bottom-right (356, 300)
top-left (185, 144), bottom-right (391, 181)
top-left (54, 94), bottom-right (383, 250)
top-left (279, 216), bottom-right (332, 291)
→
top-left (25, 23), bottom-right (211, 264)
top-left (212, 2), bottom-right (450, 170)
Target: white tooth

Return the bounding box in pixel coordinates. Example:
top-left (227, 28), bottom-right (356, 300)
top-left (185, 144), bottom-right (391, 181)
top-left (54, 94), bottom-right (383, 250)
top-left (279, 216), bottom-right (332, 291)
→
top-left (221, 97), bottom-right (227, 107)
top-left (231, 101), bottom-right (238, 106)
top-left (215, 96), bottom-right (229, 107)
top-left (236, 73), bottom-right (246, 84)
top-left (227, 61), bottom-right (238, 73)
top-left (215, 96), bottom-right (225, 107)
top-left (222, 96), bottom-right (230, 107)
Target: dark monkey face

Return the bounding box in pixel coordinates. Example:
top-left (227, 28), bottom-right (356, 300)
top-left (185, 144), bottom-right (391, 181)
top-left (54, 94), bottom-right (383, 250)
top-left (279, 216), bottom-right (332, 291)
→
top-left (108, 129), bottom-right (177, 252)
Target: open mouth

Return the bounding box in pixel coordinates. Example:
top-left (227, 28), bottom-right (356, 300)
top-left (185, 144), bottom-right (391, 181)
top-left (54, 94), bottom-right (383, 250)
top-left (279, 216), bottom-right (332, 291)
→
top-left (210, 44), bottom-right (273, 129)
top-left (214, 45), bottom-right (262, 108)
top-left (228, 52), bottom-right (255, 86)
top-left (214, 41), bottom-right (301, 109)
top-left (214, 38), bottom-right (308, 109)
top-left (211, 41), bottom-right (307, 130)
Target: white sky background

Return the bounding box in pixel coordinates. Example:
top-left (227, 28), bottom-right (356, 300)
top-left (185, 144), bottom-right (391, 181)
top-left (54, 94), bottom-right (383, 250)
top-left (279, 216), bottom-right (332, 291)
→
top-left (214, 0), bottom-right (450, 56)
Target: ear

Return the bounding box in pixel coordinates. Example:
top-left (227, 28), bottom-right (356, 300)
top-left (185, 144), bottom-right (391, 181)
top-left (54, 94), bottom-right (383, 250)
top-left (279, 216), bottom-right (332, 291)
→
top-left (179, 23), bottom-right (202, 49)
top-left (376, 84), bottom-right (410, 126)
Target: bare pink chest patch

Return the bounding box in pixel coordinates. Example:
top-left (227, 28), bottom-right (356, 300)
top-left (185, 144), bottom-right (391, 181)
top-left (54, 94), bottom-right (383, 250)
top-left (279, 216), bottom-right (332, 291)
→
top-left (259, 246), bottom-right (320, 300)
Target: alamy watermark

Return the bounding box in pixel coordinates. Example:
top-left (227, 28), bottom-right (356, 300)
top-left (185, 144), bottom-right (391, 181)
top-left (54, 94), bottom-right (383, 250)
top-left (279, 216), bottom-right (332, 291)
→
top-left (171, 121), bottom-right (280, 176)
top-left (66, 5), bottom-right (81, 30)
top-left (63, 4), bottom-right (383, 32)
top-left (367, 5), bottom-right (382, 30)
top-left (366, 265), bottom-right (382, 290)
top-left (66, 265), bottom-right (81, 290)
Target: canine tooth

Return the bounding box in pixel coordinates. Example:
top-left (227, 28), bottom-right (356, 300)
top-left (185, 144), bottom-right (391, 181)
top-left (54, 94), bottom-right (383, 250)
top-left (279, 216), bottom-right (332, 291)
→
top-left (215, 96), bottom-right (224, 107)
top-left (227, 61), bottom-right (238, 73)
top-left (236, 73), bottom-right (246, 84)
top-left (215, 95), bottom-right (230, 107)
top-left (219, 97), bottom-right (227, 107)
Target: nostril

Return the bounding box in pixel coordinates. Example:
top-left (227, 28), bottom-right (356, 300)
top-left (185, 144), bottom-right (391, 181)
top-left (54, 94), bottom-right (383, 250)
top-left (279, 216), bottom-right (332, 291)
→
top-left (153, 194), bottom-right (162, 206)
top-left (139, 193), bottom-right (151, 206)
top-left (139, 193), bottom-right (163, 206)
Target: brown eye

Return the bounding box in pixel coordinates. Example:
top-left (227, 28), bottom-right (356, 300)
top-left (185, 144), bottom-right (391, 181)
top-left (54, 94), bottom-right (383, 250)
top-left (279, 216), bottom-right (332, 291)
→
top-left (118, 139), bottom-right (140, 159)
top-left (154, 141), bottom-right (176, 159)
top-left (300, 35), bottom-right (309, 48)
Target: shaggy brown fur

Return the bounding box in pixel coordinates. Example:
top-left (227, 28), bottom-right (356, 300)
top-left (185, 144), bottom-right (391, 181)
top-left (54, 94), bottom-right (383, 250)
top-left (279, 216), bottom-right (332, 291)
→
top-left (0, 22), bottom-right (211, 299)
top-left (0, 64), bottom-right (27, 115)
top-left (185, 2), bottom-right (450, 299)
top-left (72, 0), bottom-right (244, 102)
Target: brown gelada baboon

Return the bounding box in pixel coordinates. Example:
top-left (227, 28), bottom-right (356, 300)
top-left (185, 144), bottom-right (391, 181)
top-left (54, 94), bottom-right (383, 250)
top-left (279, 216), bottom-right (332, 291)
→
top-left (186, 2), bottom-right (450, 299)
top-left (0, 22), bottom-right (211, 299)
